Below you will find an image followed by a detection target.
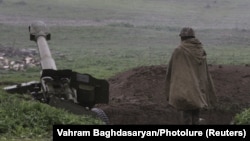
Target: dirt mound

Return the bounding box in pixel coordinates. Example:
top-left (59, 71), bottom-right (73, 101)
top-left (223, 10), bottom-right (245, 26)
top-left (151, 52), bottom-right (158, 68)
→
top-left (98, 65), bottom-right (250, 125)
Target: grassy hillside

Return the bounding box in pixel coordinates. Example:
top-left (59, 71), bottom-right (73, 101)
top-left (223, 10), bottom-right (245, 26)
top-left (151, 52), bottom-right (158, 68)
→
top-left (0, 91), bottom-right (103, 141)
top-left (0, 24), bottom-right (250, 80)
top-left (0, 0), bottom-right (250, 140)
top-left (0, 0), bottom-right (250, 28)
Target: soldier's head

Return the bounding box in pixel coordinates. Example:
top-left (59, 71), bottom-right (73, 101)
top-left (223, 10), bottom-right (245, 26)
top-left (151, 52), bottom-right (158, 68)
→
top-left (179, 27), bottom-right (195, 41)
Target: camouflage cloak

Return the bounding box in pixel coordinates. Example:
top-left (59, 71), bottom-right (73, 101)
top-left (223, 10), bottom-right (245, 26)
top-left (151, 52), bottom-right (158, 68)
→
top-left (165, 38), bottom-right (217, 110)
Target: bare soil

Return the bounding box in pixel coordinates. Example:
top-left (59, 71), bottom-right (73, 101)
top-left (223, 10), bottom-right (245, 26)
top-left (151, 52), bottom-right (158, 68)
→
top-left (97, 64), bottom-right (250, 125)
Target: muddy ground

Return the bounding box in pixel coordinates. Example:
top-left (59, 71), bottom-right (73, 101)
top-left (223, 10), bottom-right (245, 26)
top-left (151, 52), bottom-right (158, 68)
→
top-left (96, 64), bottom-right (250, 125)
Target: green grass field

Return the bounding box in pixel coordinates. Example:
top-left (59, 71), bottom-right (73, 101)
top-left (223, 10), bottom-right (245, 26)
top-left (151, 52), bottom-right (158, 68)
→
top-left (1, 0), bottom-right (250, 140)
top-left (1, 24), bottom-right (250, 80)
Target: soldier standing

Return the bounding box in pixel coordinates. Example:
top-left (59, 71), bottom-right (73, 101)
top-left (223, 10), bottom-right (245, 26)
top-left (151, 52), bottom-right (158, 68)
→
top-left (165, 27), bottom-right (217, 125)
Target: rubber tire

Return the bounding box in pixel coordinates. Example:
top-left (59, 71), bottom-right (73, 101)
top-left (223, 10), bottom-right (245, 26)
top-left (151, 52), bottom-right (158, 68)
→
top-left (91, 108), bottom-right (110, 125)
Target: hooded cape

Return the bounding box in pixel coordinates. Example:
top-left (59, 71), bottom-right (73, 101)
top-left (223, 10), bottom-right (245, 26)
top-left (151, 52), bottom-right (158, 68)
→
top-left (165, 38), bottom-right (217, 110)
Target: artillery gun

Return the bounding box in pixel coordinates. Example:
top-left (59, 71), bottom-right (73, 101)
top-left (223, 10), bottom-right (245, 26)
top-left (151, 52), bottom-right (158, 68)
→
top-left (3, 21), bottom-right (109, 124)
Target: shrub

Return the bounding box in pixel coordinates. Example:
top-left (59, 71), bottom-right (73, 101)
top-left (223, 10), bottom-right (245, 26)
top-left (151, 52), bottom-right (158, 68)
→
top-left (0, 92), bottom-right (103, 139)
top-left (233, 108), bottom-right (250, 125)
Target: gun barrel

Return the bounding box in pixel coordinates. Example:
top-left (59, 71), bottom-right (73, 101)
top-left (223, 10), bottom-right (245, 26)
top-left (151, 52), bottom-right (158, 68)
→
top-left (36, 36), bottom-right (57, 70)
top-left (29, 21), bottom-right (57, 70)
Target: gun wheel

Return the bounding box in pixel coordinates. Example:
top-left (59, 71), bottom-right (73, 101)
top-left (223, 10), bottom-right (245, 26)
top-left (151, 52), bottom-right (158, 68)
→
top-left (91, 108), bottom-right (110, 125)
